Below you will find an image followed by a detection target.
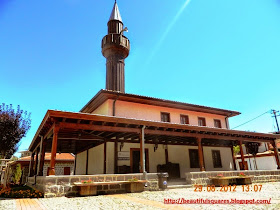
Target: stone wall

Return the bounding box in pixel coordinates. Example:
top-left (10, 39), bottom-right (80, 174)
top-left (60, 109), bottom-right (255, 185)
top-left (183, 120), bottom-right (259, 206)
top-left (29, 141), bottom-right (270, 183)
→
top-left (185, 170), bottom-right (280, 186)
top-left (27, 173), bottom-right (159, 198)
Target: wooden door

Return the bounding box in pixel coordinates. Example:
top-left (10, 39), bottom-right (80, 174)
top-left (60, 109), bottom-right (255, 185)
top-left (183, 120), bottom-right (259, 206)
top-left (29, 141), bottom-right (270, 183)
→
top-left (64, 167), bottom-right (70, 175)
top-left (130, 148), bottom-right (149, 173)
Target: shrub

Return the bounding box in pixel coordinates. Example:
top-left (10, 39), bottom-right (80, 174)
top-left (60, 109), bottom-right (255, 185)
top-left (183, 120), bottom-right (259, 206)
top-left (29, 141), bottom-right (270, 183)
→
top-left (0, 185), bottom-right (43, 198)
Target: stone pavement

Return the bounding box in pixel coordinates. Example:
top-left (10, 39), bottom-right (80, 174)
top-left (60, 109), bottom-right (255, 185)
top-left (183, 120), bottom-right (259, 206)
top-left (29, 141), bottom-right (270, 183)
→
top-left (0, 182), bottom-right (280, 210)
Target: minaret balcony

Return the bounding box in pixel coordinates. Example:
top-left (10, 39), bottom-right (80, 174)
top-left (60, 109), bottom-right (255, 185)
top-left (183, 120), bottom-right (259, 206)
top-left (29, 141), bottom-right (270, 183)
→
top-left (102, 34), bottom-right (130, 57)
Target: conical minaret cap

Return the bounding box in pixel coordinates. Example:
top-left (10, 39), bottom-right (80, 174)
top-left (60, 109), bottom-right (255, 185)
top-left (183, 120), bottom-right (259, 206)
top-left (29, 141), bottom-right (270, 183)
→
top-left (109, 2), bottom-right (122, 22)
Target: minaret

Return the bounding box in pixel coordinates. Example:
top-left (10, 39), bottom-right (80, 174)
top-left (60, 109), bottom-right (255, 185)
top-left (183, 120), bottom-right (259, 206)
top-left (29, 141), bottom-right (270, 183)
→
top-left (101, 2), bottom-right (130, 92)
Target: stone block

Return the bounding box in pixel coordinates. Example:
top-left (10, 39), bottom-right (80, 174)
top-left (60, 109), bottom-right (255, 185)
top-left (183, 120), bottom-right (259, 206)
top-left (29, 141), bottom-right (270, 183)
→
top-left (57, 177), bottom-right (70, 185)
top-left (45, 178), bottom-right (57, 186)
top-left (48, 185), bottom-right (59, 194)
top-left (70, 186), bottom-right (79, 192)
top-left (70, 177), bottom-right (80, 183)
top-left (63, 185), bottom-right (71, 193)
top-left (45, 193), bottom-right (56, 198)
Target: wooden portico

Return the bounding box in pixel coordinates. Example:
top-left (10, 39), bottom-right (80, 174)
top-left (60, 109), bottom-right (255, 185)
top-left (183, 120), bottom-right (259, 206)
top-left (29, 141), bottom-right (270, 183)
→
top-left (28, 110), bottom-right (280, 177)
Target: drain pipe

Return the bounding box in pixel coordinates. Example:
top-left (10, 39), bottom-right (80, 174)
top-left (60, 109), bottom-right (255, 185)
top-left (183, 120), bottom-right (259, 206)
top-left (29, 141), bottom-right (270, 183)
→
top-left (141, 125), bottom-right (147, 181)
top-left (112, 94), bottom-right (119, 116)
top-left (225, 112), bottom-right (233, 129)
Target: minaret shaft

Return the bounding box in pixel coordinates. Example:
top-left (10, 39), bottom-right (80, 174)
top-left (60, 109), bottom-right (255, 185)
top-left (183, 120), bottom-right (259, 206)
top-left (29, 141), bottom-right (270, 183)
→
top-left (106, 55), bottom-right (125, 92)
top-left (101, 2), bottom-right (130, 93)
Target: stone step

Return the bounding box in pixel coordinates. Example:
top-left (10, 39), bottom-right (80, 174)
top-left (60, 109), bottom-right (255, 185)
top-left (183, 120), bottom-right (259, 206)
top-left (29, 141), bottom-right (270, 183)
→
top-left (167, 184), bottom-right (192, 189)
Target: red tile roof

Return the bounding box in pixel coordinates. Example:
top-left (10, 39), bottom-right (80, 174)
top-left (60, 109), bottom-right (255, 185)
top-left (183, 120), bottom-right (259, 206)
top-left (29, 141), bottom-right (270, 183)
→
top-left (268, 142), bottom-right (280, 150)
top-left (17, 153), bottom-right (75, 162)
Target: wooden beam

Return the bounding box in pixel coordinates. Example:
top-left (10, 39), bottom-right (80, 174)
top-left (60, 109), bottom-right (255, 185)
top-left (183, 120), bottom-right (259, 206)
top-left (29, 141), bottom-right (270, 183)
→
top-left (60, 122), bottom-right (140, 134)
top-left (38, 142), bottom-right (46, 176)
top-left (48, 110), bottom-right (278, 139)
top-left (34, 147), bottom-right (39, 175)
top-left (49, 125), bottom-right (59, 175)
top-left (29, 153), bottom-right (35, 177)
top-left (60, 122), bottom-right (273, 142)
top-left (43, 124), bottom-right (55, 140)
top-left (197, 137), bottom-right (205, 171)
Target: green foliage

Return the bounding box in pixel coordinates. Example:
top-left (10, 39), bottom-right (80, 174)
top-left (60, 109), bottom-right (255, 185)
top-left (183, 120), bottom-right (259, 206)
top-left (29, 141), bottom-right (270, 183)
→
top-left (233, 145), bottom-right (240, 155)
top-left (12, 164), bottom-right (22, 184)
top-left (245, 142), bottom-right (260, 156)
top-left (0, 103), bottom-right (31, 158)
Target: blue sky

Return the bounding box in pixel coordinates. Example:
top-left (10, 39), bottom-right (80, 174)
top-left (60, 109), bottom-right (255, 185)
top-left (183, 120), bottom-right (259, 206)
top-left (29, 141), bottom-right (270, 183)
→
top-left (1, 0), bottom-right (280, 154)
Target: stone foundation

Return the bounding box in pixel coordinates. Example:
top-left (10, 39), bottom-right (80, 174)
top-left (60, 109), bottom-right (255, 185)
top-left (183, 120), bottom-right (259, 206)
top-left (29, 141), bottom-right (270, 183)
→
top-left (185, 170), bottom-right (280, 186)
top-left (27, 173), bottom-right (159, 197)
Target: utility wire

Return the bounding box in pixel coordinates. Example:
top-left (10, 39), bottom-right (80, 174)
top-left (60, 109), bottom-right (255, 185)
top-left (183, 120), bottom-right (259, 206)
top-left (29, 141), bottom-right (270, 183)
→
top-left (232, 110), bottom-right (270, 129)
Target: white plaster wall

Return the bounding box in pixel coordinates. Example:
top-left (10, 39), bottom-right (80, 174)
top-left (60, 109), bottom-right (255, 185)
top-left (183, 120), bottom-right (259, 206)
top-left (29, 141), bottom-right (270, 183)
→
top-left (203, 147), bottom-right (234, 171)
top-left (236, 156), bottom-right (277, 170)
top-left (106, 142), bottom-right (114, 174)
top-left (96, 99), bottom-right (228, 128)
top-left (117, 143), bottom-right (166, 173)
top-left (92, 100), bottom-right (110, 115)
top-left (168, 145), bottom-right (202, 178)
top-left (88, 144), bottom-right (104, 174)
top-left (75, 150), bottom-right (87, 175)
top-left (258, 143), bottom-right (269, 153)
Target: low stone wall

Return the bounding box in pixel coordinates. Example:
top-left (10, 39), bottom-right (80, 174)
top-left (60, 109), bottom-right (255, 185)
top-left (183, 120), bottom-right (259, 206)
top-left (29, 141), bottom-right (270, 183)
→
top-left (27, 173), bottom-right (159, 197)
top-left (185, 170), bottom-right (280, 186)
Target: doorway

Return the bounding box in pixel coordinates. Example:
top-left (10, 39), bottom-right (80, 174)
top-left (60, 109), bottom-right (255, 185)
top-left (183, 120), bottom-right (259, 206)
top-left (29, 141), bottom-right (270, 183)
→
top-left (130, 148), bottom-right (149, 173)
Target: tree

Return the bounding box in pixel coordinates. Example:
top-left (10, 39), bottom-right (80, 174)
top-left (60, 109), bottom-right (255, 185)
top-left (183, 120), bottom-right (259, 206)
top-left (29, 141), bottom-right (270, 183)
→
top-left (0, 103), bottom-right (31, 158)
top-left (12, 164), bottom-right (22, 184)
top-left (245, 142), bottom-right (260, 170)
top-left (233, 145), bottom-right (240, 155)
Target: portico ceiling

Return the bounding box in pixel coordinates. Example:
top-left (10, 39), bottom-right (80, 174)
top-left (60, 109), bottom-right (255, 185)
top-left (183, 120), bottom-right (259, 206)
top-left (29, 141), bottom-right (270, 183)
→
top-left (29, 110), bottom-right (280, 153)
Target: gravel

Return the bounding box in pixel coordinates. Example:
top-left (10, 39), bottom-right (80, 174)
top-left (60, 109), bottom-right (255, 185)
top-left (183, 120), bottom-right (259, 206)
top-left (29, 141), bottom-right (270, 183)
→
top-left (0, 182), bottom-right (279, 210)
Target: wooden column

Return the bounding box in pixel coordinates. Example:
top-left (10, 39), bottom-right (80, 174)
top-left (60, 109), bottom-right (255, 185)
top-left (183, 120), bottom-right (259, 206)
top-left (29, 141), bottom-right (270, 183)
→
top-left (29, 152), bottom-right (35, 177)
top-left (114, 139), bottom-right (118, 174)
top-left (272, 140), bottom-right (280, 169)
top-left (49, 125), bottom-right (59, 175)
top-left (139, 126), bottom-right (146, 173)
top-left (34, 148), bottom-right (39, 175)
top-left (36, 136), bottom-right (43, 175)
top-left (165, 145), bottom-right (169, 164)
top-left (103, 141), bottom-right (107, 174)
top-left (230, 146), bottom-right (237, 170)
top-left (239, 140), bottom-right (246, 170)
top-left (197, 137), bottom-right (205, 171)
top-left (38, 142), bottom-right (46, 176)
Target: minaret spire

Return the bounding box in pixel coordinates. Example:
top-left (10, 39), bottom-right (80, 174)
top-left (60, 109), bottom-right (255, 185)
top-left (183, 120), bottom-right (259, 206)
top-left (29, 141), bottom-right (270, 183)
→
top-left (109, 1), bottom-right (122, 22)
top-left (101, 2), bottom-right (130, 92)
